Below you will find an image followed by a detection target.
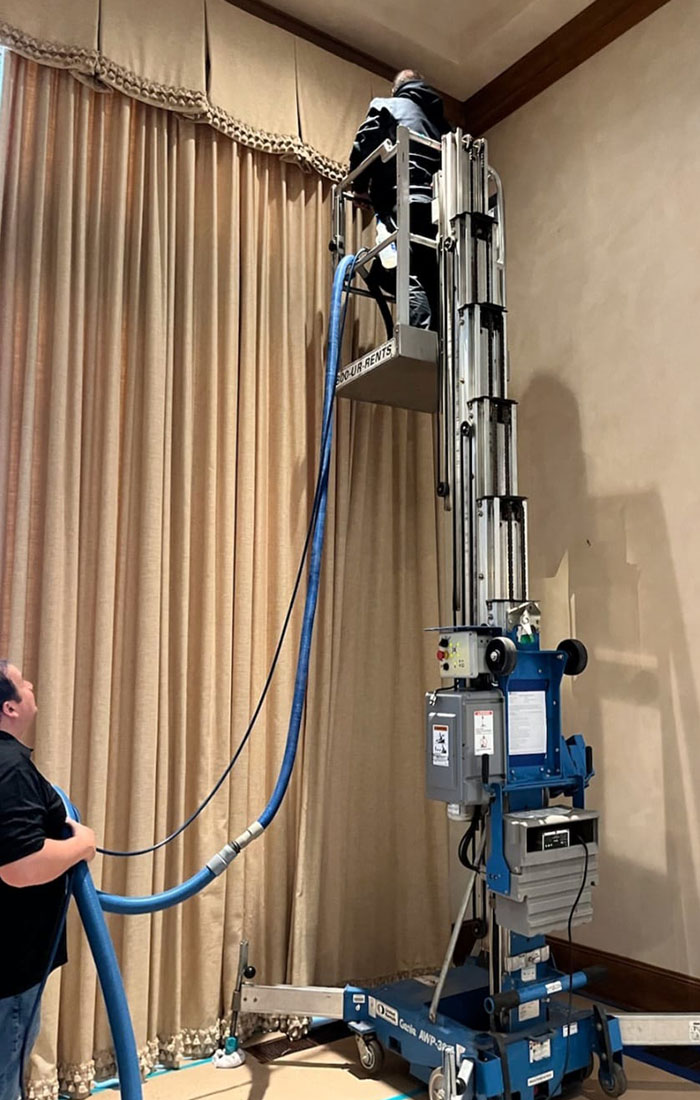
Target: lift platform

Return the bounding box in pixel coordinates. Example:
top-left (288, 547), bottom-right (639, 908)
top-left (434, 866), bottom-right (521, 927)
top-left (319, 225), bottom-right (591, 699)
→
top-left (331, 126), bottom-right (440, 412)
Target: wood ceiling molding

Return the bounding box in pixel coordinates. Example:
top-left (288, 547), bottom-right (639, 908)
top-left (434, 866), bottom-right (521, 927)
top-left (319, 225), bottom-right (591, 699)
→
top-left (225, 0), bottom-right (675, 136)
top-left (462, 0), bottom-right (675, 134)
top-left (223, 0), bottom-right (466, 124)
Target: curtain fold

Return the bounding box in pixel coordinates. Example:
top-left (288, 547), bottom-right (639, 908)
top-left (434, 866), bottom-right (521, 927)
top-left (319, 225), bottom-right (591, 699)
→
top-left (0, 0), bottom-right (392, 178)
top-left (0, 53), bottom-right (448, 1098)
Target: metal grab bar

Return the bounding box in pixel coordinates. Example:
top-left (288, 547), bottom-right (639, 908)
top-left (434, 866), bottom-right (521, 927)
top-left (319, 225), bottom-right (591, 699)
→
top-left (337, 129), bottom-right (442, 193)
top-left (338, 139), bottom-right (396, 191)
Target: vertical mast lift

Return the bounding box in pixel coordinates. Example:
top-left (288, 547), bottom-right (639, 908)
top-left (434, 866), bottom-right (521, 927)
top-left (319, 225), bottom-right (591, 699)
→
top-left (238, 129), bottom-right (700, 1100)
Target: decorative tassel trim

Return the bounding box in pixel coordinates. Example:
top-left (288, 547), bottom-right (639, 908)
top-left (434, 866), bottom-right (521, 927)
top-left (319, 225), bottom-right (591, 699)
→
top-left (0, 24), bottom-right (348, 182)
top-left (203, 104), bottom-right (345, 181)
top-left (0, 22), bottom-right (98, 74)
top-left (94, 57), bottom-right (209, 116)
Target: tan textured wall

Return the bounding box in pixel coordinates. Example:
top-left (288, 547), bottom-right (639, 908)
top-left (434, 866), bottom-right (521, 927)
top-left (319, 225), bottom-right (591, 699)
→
top-left (486, 0), bottom-right (700, 974)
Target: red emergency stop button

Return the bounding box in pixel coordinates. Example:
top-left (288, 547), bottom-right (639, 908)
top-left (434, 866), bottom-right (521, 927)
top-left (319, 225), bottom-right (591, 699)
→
top-left (437, 649), bottom-right (447, 661)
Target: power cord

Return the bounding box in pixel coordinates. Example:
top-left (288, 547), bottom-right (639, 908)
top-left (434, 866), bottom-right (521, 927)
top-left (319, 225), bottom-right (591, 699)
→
top-left (98, 255), bottom-right (363, 858)
top-left (549, 837), bottom-right (590, 1096)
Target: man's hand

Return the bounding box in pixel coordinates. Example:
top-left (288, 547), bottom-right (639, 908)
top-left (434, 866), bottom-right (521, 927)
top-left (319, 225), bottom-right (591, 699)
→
top-left (351, 191), bottom-right (372, 211)
top-left (0, 820), bottom-right (98, 886)
top-left (66, 819), bottom-right (97, 863)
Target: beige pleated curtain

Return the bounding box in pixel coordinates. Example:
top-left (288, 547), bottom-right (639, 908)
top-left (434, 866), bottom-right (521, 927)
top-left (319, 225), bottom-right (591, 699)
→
top-left (0, 53), bottom-right (448, 1096)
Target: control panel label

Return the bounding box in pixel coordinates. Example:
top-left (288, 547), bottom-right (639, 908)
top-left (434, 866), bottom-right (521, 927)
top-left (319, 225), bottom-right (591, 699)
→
top-left (518, 1000), bottom-right (540, 1022)
top-left (528, 1070), bottom-right (554, 1087)
top-left (432, 724), bottom-right (450, 767)
top-left (529, 1038), bottom-right (551, 1063)
top-left (508, 690), bottom-right (547, 755)
top-left (474, 710), bottom-right (494, 756)
top-left (690, 1021), bottom-right (700, 1042)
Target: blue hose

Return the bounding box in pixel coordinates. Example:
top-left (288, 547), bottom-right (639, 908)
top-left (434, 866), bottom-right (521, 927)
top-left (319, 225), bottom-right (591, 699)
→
top-left (47, 259), bottom-right (354, 1100)
top-left (57, 790), bottom-right (143, 1099)
top-left (258, 252), bottom-right (354, 828)
top-left (97, 253), bottom-right (355, 912)
top-left (98, 867), bottom-right (215, 915)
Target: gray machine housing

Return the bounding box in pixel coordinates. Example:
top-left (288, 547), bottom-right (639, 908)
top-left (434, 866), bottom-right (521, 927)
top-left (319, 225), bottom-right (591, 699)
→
top-left (495, 806), bottom-right (599, 936)
top-left (425, 689), bottom-right (506, 808)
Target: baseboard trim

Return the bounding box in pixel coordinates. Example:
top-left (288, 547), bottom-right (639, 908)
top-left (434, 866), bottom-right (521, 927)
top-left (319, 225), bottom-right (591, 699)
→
top-left (547, 937), bottom-right (700, 1013)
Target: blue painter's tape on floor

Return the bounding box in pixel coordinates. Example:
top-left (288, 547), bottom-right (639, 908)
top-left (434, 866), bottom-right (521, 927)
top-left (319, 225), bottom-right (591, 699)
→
top-left (383, 1088), bottom-right (426, 1100)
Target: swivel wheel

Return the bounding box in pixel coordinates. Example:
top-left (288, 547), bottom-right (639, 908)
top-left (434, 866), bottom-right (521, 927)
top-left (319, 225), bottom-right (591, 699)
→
top-left (356, 1036), bottom-right (384, 1076)
top-left (599, 1063), bottom-right (628, 1097)
top-left (557, 638), bottom-right (588, 676)
top-left (485, 636), bottom-right (518, 676)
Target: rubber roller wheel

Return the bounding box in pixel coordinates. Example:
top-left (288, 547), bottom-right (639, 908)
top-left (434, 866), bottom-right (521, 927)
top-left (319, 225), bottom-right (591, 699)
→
top-left (557, 637), bottom-right (588, 676)
top-left (599, 1063), bottom-right (628, 1097)
top-left (485, 636), bottom-right (518, 676)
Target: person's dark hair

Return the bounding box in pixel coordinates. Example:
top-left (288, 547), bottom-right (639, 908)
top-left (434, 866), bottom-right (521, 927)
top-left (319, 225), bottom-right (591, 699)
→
top-left (392, 69), bottom-right (424, 96)
top-left (0, 660), bottom-right (20, 714)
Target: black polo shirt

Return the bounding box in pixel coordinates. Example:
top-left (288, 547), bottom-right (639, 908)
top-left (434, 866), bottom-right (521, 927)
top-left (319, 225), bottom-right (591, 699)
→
top-left (0, 729), bottom-right (69, 998)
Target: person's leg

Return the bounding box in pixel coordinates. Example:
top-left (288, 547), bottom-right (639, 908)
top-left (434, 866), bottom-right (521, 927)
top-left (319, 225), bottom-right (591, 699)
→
top-left (21, 985), bottom-right (42, 1085)
top-left (409, 203), bottom-right (439, 330)
top-left (0, 986), bottom-right (42, 1100)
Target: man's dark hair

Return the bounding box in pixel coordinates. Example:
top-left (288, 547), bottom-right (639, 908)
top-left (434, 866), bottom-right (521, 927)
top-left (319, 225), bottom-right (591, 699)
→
top-left (0, 660), bottom-right (20, 713)
top-left (392, 69), bottom-right (424, 96)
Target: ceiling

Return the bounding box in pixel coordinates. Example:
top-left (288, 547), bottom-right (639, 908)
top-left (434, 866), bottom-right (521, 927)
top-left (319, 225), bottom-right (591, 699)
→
top-left (256, 0), bottom-right (594, 100)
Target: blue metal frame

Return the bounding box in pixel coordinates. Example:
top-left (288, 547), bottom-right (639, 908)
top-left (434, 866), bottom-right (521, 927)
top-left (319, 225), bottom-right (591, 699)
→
top-left (344, 963), bottom-right (624, 1099)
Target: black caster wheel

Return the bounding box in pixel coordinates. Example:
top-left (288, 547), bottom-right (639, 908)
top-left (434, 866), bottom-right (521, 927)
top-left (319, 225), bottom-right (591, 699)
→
top-left (356, 1036), bottom-right (384, 1076)
top-left (557, 637), bottom-right (588, 676)
top-left (599, 1063), bottom-right (628, 1097)
top-left (485, 636), bottom-right (518, 676)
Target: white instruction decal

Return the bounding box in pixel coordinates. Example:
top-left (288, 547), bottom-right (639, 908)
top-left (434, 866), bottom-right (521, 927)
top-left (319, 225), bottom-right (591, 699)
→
top-left (521, 965), bottom-right (537, 982)
top-left (432, 724), bottom-right (450, 767)
top-left (529, 1038), bottom-right (551, 1063)
top-left (518, 1000), bottom-right (540, 1022)
top-left (474, 710), bottom-right (495, 756)
top-left (690, 1021), bottom-right (700, 1042)
top-left (545, 980), bottom-right (563, 995)
top-left (528, 1070), bottom-right (554, 1087)
top-left (508, 691), bottom-right (547, 755)
top-left (563, 1022), bottom-right (579, 1038)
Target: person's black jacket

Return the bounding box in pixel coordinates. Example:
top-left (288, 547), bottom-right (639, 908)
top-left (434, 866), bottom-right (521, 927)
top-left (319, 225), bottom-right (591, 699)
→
top-left (348, 79), bottom-right (450, 222)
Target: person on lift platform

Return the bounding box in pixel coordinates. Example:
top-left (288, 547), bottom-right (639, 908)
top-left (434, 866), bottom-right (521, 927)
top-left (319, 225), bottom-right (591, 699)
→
top-left (349, 69), bottom-right (451, 331)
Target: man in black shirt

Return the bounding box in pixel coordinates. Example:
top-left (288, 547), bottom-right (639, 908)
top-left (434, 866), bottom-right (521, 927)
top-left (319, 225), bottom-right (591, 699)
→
top-left (349, 69), bottom-right (450, 330)
top-left (0, 660), bottom-right (96, 1100)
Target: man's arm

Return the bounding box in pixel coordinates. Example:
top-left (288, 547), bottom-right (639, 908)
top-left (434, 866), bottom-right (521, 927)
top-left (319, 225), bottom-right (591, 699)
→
top-left (0, 819), bottom-right (96, 887)
top-left (349, 103), bottom-right (389, 195)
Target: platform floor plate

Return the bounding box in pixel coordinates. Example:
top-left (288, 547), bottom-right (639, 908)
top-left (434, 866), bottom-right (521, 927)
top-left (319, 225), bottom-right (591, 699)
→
top-left (336, 325), bottom-right (438, 413)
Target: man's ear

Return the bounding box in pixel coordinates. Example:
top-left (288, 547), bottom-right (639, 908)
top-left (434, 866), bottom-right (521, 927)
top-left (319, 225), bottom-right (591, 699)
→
top-left (2, 698), bottom-right (17, 719)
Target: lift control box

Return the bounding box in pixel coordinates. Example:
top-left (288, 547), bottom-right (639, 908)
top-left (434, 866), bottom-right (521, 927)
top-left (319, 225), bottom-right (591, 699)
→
top-left (425, 689), bottom-right (505, 808)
